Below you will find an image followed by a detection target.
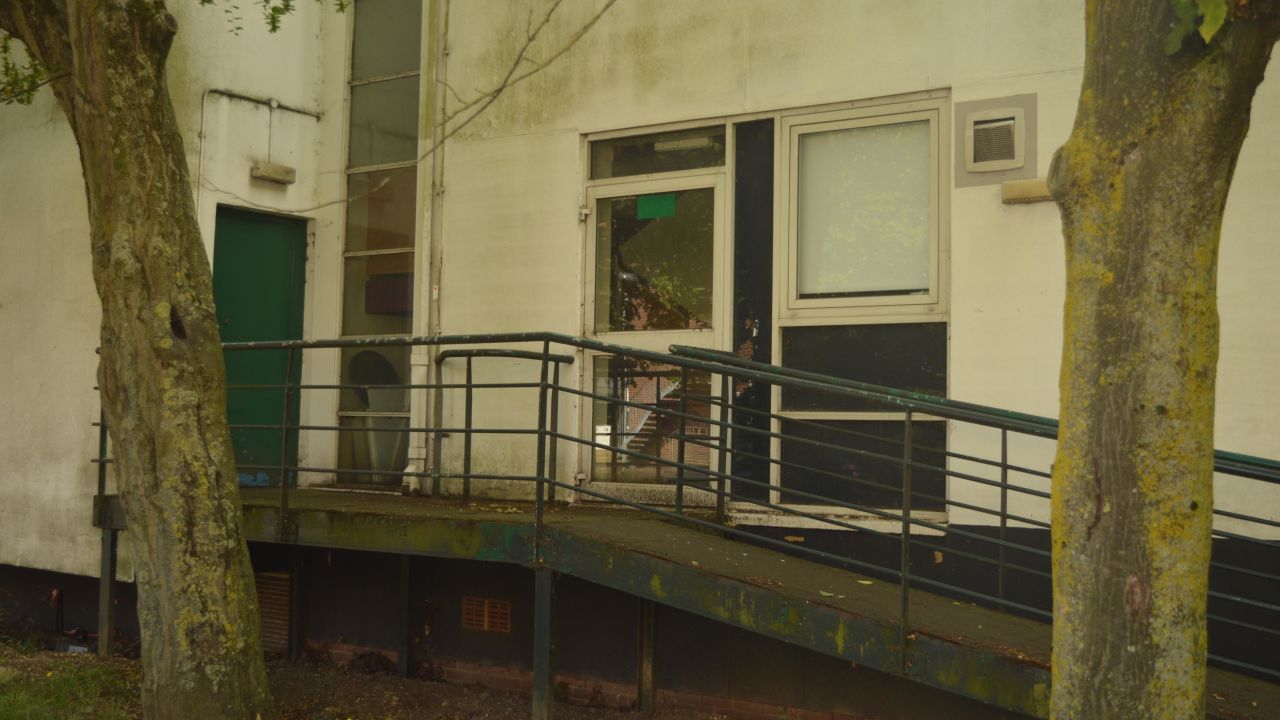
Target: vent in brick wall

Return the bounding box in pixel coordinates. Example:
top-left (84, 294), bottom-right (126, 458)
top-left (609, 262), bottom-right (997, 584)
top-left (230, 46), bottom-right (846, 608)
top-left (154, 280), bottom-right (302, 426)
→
top-left (255, 571), bottom-right (291, 655)
top-left (462, 596), bottom-right (512, 634)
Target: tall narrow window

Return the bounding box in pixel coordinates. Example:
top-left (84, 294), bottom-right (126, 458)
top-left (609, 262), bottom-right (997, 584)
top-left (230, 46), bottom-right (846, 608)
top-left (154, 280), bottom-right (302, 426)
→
top-left (339, 0), bottom-right (422, 486)
top-left (584, 125), bottom-right (727, 490)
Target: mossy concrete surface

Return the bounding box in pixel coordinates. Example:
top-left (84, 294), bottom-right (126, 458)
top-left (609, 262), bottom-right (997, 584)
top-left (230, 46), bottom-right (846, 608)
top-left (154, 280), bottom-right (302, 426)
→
top-left (239, 489), bottom-right (1280, 718)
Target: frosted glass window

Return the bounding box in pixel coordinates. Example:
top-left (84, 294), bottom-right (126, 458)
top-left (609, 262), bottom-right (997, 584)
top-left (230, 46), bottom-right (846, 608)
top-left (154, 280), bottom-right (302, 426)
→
top-left (796, 120), bottom-right (931, 298)
top-left (352, 0), bottom-right (422, 82)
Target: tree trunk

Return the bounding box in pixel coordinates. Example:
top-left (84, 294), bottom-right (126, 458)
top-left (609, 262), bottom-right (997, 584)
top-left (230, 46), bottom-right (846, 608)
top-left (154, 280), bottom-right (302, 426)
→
top-left (1048, 2), bottom-right (1278, 717)
top-left (0, 2), bottom-right (275, 718)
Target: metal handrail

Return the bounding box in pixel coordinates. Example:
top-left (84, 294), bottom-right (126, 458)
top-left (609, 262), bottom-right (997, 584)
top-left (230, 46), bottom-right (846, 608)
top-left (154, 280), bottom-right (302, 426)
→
top-left (99, 330), bottom-right (1279, 683)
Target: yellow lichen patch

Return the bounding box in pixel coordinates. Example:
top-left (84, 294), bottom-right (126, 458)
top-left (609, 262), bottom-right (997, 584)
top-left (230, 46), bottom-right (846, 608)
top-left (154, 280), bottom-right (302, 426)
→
top-left (648, 574), bottom-right (665, 599)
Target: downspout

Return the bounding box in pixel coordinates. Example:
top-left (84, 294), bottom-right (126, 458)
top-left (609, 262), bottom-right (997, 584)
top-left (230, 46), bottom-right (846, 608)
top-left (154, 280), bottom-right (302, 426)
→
top-left (410, 0), bottom-right (450, 494)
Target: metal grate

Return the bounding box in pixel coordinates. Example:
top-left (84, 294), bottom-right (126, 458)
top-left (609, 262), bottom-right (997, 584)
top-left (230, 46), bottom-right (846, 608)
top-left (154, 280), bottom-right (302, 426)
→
top-left (255, 571), bottom-right (291, 655)
top-left (973, 118), bottom-right (1016, 164)
top-left (462, 596), bottom-right (512, 634)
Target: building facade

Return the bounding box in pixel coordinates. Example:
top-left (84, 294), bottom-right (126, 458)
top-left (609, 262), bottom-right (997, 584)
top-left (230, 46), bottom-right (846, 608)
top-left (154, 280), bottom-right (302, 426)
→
top-left (1, 1), bottom-right (1278, 714)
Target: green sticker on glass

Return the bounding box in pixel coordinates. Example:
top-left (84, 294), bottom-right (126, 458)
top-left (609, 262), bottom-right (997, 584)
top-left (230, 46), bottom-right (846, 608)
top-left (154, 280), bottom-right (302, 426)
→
top-left (636, 192), bottom-right (677, 219)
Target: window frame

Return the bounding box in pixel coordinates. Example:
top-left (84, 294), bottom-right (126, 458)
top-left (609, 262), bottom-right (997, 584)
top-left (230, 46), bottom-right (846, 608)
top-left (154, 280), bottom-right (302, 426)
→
top-left (583, 167), bottom-right (729, 355)
top-left (333, 0), bottom-right (424, 485)
top-left (777, 97), bottom-right (950, 320)
top-left (574, 93), bottom-right (951, 524)
top-left (580, 122), bottom-right (731, 500)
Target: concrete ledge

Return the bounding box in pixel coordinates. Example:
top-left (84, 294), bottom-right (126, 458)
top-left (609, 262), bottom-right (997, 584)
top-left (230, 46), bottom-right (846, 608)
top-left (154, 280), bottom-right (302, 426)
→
top-left (1001, 178), bottom-right (1052, 204)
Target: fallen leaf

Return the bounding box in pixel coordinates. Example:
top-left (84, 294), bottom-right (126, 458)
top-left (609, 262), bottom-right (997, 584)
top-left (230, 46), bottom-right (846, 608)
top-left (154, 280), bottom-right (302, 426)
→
top-left (933, 550), bottom-right (944, 565)
top-left (856, 580), bottom-right (874, 585)
top-left (819, 590), bottom-right (836, 597)
top-left (783, 535), bottom-right (805, 543)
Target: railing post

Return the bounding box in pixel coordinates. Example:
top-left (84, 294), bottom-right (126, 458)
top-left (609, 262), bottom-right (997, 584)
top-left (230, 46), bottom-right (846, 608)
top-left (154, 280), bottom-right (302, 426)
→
top-left (532, 566), bottom-right (555, 720)
top-left (637, 598), bottom-right (656, 715)
top-left (534, 341), bottom-right (551, 554)
top-left (714, 373), bottom-right (732, 524)
top-left (95, 408), bottom-right (118, 657)
top-left (277, 347), bottom-right (297, 543)
top-left (462, 356), bottom-right (473, 503)
top-left (999, 428), bottom-right (1009, 604)
top-left (674, 366), bottom-right (689, 515)
top-left (431, 366), bottom-right (444, 497)
top-left (548, 362), bottom-right (562, 503)
top-left (97, 528), bottom-right (118, 656)
top-left (899, 409), bottom-right (913, 672)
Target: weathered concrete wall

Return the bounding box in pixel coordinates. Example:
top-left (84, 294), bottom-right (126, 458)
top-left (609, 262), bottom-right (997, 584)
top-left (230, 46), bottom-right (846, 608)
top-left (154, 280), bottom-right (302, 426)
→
top-left (0, 1), bottom-right (338, 576)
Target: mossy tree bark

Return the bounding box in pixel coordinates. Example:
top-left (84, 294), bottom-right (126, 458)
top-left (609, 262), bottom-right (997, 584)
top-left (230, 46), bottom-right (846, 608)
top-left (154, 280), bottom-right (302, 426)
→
top-left (0, 2), bottom-right (274, 718)
top-left (1048, 2), bottom-right (1279, 717)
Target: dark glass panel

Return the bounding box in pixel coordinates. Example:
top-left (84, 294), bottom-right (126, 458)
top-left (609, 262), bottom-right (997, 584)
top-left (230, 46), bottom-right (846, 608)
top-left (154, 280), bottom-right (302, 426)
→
top-left (780, 323), bottom-right (946, 411)
top-left (590, 126), bottom-right (725, 179)
top-left (779, 419), bottom-right (945, 510)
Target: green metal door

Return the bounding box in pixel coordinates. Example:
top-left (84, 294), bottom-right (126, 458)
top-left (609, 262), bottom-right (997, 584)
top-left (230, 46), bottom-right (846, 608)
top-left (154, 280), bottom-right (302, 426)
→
top-left (212, 206), bottom-right (306, 487)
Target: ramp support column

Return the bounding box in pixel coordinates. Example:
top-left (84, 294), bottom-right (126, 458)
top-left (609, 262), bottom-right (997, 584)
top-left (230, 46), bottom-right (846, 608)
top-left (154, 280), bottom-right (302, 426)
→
top-left (533, 566), bottom-right (555, 720)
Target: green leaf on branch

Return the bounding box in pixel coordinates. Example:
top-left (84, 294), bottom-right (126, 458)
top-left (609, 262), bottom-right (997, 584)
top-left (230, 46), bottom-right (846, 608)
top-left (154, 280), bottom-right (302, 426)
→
top-left (1165, 0), bottom-right (1232, 54)
top-left (1197, 0), bottom-right (1230, 42)
top-left (0, 35), bottom-right (47, 106)
top-left (1166, 0), bottom-right (1201, 54)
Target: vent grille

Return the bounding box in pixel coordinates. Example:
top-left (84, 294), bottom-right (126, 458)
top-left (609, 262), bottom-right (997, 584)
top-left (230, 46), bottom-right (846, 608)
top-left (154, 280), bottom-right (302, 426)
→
top-left (972, 118), bottom-right (1017, 164)
top-left (255, 571), bottom-right (291, 655)
top-left (462, 596), bottom-right (512, 634)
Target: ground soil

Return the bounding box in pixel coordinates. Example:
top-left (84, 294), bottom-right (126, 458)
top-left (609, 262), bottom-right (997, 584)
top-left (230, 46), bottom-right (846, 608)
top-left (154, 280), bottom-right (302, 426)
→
top-left (0, 641), bottom-right (723, 720)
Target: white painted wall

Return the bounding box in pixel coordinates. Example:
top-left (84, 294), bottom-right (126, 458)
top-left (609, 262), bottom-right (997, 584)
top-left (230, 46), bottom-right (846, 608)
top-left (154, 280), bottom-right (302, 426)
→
top-left (0, 1), bottom-right (341, 576)
top-left (2, 0), bottom-right (1278, 579)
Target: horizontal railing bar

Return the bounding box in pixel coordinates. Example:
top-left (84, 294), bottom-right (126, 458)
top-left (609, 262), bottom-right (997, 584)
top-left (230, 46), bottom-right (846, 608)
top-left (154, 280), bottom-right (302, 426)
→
top-left (436, 348), bottom-right (576, 365)
top-left (677, 434), bottom-right (1050, 527)
top-left (906, 574), bottom-right (1052, 620)
top-left (557, 431), bottom-right (1054, 556)
top-left (228, 423), bottom-right (532, 436)
top-left (1211, 507), bottom-right (1280, 529)
top-left (670, 345), bottom-right (1060, 438)
top-left (1207, 589), bottom-right (1280, 612)
top-left (669, 344), bottom-right (1280, 483)
top-left (1209, 561), bottom-right (1280, 583)
top-left (906, 536), bottom-right (1053, 580)
top-left (227, 382), bottom-right (540, 391)
top-left (1206, 613), bottom-right (1280, 637)
top-left (1205, 653), bottom-right (1280, 680)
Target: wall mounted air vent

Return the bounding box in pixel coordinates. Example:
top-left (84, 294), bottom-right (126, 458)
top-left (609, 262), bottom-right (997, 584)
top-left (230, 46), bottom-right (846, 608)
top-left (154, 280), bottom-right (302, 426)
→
top-left (964, 107), bottom-right (1025, 173)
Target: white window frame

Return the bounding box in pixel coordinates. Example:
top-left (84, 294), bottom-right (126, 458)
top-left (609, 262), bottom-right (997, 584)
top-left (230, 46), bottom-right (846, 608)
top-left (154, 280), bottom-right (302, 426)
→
top-left (763, 95), bottom-right (951, 527)
top-left (777, 97), bottom-right (950, 321)
top-left (584, 173), bottom-right (729, 354)
top-left (580, 124), bottom-right (731, 501)
top-left (332, 0), bottom-right (424, 486)
top-left (572, 92), bottom-right (951, 524)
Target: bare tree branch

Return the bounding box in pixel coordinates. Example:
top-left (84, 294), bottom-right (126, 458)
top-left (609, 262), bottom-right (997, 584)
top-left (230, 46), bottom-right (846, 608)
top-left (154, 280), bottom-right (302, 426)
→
top-left (200, 0), bottom-right (618, 218)
top-left (423, 0), bottom-right (618, 161)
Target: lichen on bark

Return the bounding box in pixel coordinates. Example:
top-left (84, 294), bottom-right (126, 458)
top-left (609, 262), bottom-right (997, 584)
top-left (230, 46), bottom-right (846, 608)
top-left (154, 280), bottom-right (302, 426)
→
top-left (1048, 1), bottom-right (1280, 717)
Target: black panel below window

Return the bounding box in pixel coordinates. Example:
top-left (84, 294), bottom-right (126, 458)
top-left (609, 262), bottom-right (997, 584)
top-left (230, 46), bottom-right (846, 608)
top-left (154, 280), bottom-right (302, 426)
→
top-left (779, 419), bottom-right (946, 510)
top-left (780, 323), bottom-right (946, 412)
